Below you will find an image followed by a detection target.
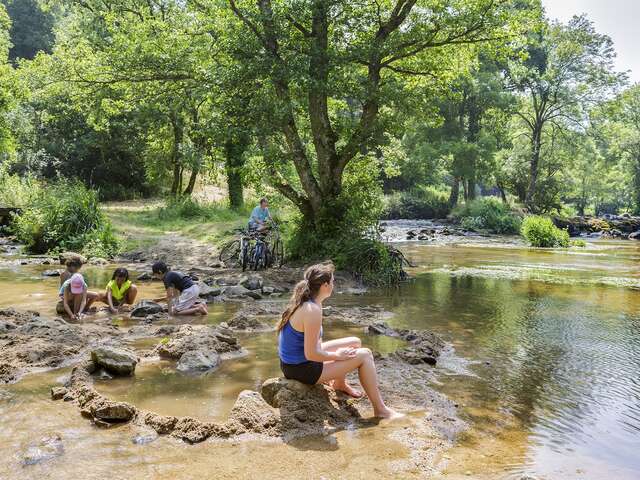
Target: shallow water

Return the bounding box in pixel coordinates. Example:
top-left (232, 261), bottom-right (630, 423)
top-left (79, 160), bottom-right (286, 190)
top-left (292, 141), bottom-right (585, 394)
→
top-left (2, 237), bottom-right (640, 479)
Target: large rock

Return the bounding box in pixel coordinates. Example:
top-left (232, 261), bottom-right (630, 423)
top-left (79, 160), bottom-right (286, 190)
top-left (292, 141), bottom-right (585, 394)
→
top-left (90, 346), bottom-right (138, 376)
top-left (154, 325), bottom-right (240, 359)
top-left (223, 285), bottom-right (252, 298)
top-left (226, 313), bottom-right (273, 332)
top-left (176, 350), bottom-right (220, 374)
top-left (130, 301), bottom-right (164, 317)
top-left (224, 390), bottom-right (280, 436)
top-left (629, 230), bottom-right (640, 240)
top-left (239, 275), bottom-right (263, 291)
top-left (58, 252), bottom-right (86, 265)
top-left (260, 378), bottom-right (361, 439)
top-left (90, 399), bottom-right (136, 422)
top-left (196, 281), bottom-right (223, 301)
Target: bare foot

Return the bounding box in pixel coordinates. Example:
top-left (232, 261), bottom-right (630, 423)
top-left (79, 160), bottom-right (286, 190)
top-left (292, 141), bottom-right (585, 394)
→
top-left (375, 407), bottom-right (405, 420)
top-left (331, 381), bottom-right (363, 398)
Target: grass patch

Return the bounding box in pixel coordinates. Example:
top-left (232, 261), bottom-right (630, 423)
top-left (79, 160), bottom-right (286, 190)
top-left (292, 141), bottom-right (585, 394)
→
top-left (103, 197), bottom-right (252, 252)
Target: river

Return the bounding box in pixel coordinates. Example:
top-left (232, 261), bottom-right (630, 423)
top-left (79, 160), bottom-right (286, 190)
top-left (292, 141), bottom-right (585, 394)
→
top-left (1, 233), bottom-right (639, 479)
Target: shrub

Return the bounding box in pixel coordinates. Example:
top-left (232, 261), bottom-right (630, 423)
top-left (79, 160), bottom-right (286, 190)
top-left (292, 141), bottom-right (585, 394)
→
top-left (382, 187), bottom-right (450, 220)
top-left (452, 197), bottom-right (521, 234)
top-left (521, 215), bottom-right (570, 248)
top-left (570, 239), bottom-right (587, 247)
top-left (0, 167), bottom-right (41, 208)
top-left (12, 180), bottom-right (120, 257)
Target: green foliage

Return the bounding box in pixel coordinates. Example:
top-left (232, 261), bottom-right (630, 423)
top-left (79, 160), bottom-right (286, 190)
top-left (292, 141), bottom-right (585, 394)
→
top-left (12, 180), bottom-right (119, 256)
top-left (383, 187), bottom-right (450, 220)
top-left (520, 215), bottom-right (570, 248)
top-left (0, 165), bottom-right (41, 207)
top-left (570, 239), bottom-right (586, 247)
top-left (452, 197), bottom-right (521, 234)
top-left (1, 0), bottom-right (55, 62)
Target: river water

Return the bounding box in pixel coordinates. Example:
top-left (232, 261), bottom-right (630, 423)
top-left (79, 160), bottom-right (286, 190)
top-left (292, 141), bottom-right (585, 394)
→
top-left (1, 235), bottom-right (639, 479)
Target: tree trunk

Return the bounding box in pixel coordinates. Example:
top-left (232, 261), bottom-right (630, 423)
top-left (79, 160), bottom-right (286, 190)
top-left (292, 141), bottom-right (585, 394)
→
top-left (466, 178), bottom-right (476, 200)
top-left (169, 114), bottom-right (184, 197)
top-left (496, 181), bottom-right (508, 204)
top-left (449, 177), bottom-right (460, 208)
top-left (525, 124), bottom-right (542, 210)
top-left (224, 136), bottom-right (248, 209)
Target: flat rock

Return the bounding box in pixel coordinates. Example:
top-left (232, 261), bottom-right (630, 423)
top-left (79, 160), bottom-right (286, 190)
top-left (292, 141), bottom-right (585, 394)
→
top-left (176, 350), bottom-right (220, 374)
top-left (154, 325), bottom-right (240, 359)
top-left (223, 285), bottom-right (252, 298)
top-left (130, 301), bottom-right (163, 317)
top-left (239, 275), bottom-right (263, 291)
top-left (42, 269), bottom-right (61, 277)
top-left (136, 272), bottom-right (152, 281)
top-left (90, 346), bottom-right (138, 376)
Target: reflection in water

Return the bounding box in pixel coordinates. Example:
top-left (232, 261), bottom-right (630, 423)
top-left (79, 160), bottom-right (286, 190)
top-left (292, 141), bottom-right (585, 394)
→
top-left (2, 240), bottom-right (640, 479)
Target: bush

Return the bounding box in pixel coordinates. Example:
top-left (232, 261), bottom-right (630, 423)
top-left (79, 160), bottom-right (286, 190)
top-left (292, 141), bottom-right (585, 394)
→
top-left (521, 215), bottom-right (570, 248)
top-left (0, 167), bottom-right (41, 208)
top-left (12, 181), bottom-right (120, 257)
top-left (382, 187), bottom-right (450, 220)
top-left (570, 239), bottom-right (587, 247)
top-left (452, 197), bottom-right (521, 234)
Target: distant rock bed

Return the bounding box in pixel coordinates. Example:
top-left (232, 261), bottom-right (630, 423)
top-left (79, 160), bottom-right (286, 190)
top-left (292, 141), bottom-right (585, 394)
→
top-left (553, 214), bottom-right (640, 239)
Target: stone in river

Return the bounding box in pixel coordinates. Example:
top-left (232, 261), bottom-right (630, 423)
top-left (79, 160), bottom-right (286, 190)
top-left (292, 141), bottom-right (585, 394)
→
top-left (176, 350), bottom-right (221, 374)
top-left (42, 269), bottom-right (60, 277)
top-left (90, 345), bottom-right (138, 376)
top-left (130, 300), bottom-right (163, 317)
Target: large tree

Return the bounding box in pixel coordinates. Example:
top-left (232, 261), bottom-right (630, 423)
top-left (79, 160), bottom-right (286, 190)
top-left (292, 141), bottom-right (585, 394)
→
top-left (508, 14), bottom-right (621, 211)
top-left (223, 0), bottom-right (530, 226)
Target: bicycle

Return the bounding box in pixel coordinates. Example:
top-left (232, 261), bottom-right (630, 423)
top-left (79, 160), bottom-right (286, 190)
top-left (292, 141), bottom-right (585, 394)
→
top-left (219, 228), bottom-right (253, 271)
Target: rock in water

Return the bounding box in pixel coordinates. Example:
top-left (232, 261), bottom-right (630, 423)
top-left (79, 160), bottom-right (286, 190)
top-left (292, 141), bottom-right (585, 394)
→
top-left (136, 272), bottom-right (152, 281)
top-left (90, 346), bottom-right (138, 375)
top-left (629, 230), bottom-right (640, 240)
top-left (90, 400), bottom-right (136, 422)
top-left (42, 270), bottom-right (61, 277)
top-left (223, 285), bottom-right (252, 298)
top-left (21, 435), bottom-right (64, 466)
top-left (224, 390), bottom-right (280, 436)
top-left (239, 275), bottom-right (263, 291)
top-left (176, 350), bottom-right (220, 374)
top-left (130, 300), bottom-right (163, 317)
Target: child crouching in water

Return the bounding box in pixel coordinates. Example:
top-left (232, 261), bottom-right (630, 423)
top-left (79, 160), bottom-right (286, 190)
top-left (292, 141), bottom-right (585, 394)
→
top-left (56, 257), bottom-right (98, 318)
top-left (152, 261), bottom-right (207, 316)
top-left (98, 268), bottom-right (138, 313)
top-left (58, 273), bottom-right (93, 320)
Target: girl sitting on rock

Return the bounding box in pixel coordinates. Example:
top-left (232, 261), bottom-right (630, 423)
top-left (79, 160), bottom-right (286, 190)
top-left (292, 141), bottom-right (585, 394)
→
top-left (151, 261), bottom-right (208, 316)
top-left (98, 268), bottom-right (138, 313)
top-left (277, 262), bottom-right (402, 419)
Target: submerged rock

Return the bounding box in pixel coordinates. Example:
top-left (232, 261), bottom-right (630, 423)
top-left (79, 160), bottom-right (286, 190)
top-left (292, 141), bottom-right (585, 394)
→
top-left (90, 346), bottom-right (138, 376)
top-left (130, 301), bottom-right (163, 317)
top-left (42, 269), bottom-right (60, 277)
top-left (176, 350), bottom-right (220, 374)
top-left (20, 435), bottom-right (64, 466)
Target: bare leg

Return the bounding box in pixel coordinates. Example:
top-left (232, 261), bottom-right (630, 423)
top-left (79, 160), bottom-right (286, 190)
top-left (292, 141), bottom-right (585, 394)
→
top-left (96, 291), bottom-right (109, 305)
top-left (85, 291), bottom-right (99, 311)
top-left (318, 348), bottom-right (402, 419)
top-left (321, 337), bottom-right (362, 397)
top-left (125, 285), bottom-right (138, 305)
top-left (71, 294), bottom-right (83, 316)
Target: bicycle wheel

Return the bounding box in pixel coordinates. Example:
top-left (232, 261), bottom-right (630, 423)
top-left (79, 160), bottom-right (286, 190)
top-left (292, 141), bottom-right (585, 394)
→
top-left (219, 240), bottom-right (240, 265)
top-left (272, 238), bottom-right (284, 267)
top-left (241, 238), bottom-right (250, 271)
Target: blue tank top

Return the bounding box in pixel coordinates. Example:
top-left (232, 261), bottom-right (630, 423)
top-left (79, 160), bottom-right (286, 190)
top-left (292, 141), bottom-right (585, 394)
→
top-left (278, 320), bottom-right (323, 365)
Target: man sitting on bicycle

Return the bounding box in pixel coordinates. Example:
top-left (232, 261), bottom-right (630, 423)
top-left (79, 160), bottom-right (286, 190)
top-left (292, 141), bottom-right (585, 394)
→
top-left (248, 197), bottom-right (272, 233)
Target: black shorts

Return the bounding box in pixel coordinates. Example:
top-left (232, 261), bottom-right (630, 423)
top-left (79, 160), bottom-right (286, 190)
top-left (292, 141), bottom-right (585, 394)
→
top-left (280, 360), bottom-right (323, 385)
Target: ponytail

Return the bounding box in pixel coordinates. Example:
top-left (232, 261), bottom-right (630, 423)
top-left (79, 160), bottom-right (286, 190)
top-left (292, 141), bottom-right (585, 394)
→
top-left (276, 262), bottom-right (335, 332)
